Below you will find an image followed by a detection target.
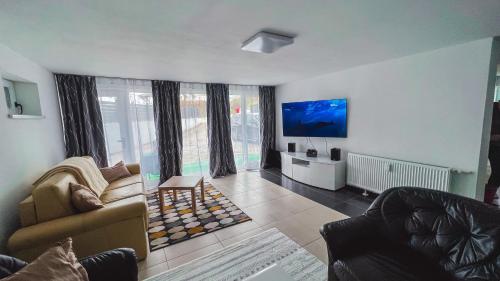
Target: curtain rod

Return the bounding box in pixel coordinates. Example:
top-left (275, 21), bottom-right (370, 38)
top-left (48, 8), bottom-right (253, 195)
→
top-left (53, 72), bottom-right (276, 87)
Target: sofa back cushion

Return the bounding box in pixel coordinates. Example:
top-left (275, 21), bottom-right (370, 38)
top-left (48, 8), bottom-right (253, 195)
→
top-left (70, 157), bottom-right (109, 197)
top-left (32, 173), bottom-right (78, 223)
top-left (99, 161), bottom-right (132, 183)
top-left (33, 157), bottom-right (109, 197)
top-left (375, 187), bottom-right (500, 280)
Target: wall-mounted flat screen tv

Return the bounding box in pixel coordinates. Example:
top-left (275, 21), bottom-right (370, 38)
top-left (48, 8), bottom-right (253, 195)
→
top-left (282, 99), bottom-right (347, 138)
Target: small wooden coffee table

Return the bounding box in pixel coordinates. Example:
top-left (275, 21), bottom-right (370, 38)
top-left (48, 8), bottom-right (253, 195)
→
top-left (158, 176), bottom-right (204, 214)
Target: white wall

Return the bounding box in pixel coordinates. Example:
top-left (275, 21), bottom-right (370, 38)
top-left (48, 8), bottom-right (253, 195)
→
top-left (0, 44), bottom-right (65, 252)
top-left (276, 38), bottom-right (496, 198)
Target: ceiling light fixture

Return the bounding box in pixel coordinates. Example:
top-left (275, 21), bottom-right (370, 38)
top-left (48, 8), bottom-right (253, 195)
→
top-left (241, 31), bottom-right (294, 54)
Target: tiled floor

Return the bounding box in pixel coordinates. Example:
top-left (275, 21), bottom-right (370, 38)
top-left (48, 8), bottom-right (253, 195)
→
top-left (259, 168), bottom-right (377, 217)
top-left (138, 171), bottom-right (351, 280)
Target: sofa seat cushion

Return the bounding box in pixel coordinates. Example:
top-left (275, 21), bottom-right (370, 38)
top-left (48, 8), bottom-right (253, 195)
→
top-left (334, 247), bottom-right (451, 281)
top-left (100, 184), bottom-right (144, 204)
top-left (106, 175), bottom-right (142, 191)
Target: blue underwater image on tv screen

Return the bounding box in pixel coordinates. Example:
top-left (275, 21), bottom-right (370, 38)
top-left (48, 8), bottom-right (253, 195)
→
top-left (282, 99), bottom-right (347, 137)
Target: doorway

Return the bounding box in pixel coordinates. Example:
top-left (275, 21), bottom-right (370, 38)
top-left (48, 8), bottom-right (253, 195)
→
top-left (485, 65), bottom-right (500, 206)
top-left (229, 85), bottom-right (261, 171)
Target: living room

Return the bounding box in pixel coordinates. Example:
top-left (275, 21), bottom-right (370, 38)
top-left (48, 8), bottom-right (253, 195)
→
top-left (1, 1), bottom-right (500, 281)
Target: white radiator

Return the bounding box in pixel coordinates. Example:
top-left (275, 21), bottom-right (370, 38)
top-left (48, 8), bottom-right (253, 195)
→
top-left (347, 153), bottom-right (451, 193)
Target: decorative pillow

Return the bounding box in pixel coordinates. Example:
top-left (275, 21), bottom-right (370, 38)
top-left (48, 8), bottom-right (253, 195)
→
top-left (3, 238), bottom-right (89, 281)
top-left (99, 161), bottom-right (132, 183)
top-left (70, 183), bottom-right (104, 212)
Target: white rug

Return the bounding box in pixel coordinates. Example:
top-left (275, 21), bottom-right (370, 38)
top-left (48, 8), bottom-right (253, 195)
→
top-left (145, 228), bottom-right (327, 281)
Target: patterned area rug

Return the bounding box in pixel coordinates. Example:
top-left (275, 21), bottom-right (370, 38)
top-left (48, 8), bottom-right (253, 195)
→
top-left (144, 228), bottom-right (327, 281)
top-left (146, 183), bottom-right (252, 251)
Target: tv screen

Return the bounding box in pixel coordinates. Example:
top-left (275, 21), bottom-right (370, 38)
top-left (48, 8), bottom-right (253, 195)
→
top-left (282, 99), bottom-right (347, 137)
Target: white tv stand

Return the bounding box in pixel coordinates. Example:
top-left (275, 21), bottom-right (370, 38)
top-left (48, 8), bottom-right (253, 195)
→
top-left (281, 152), bottom-right (346, 191)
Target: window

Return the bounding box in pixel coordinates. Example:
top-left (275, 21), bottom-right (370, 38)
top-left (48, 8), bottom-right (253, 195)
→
top-left (229, 85), bottom-right (261, 170)
top-left (180, 83), bottom-right (210, 176)
top-left (2, 78), bottom-right (43, 118)
top-left (96, 77), bottom-right (159, 188)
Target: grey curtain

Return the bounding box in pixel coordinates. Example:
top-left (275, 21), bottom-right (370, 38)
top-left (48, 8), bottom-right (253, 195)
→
top-left (259, 86), bottom-right (276, 168)
top-left (206, 83), bottom-right (237, 177)
top-left (55, 74), bottom-right (108, 167)
top-left (152, 80), bottom-right (183, 183)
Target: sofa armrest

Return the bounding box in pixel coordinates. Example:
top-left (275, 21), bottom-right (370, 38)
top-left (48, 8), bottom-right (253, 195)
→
top-left (8, 214), bottom-right (85, 253)
top-left (81, 195), bottom-right (146, 230)
top-left (19, 195), bottom-right (37, 227)
top-left (8, 196), bottom-right (147, 253)
top-left (320, 215), bottom-right (383, 262)
top-left (79, 248), bottom-right (138, 281)
top-left (125, 163), bottom-right (141, 175)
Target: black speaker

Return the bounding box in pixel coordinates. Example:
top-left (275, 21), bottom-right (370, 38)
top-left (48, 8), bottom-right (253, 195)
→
top-left (288, 143), bottom-right (296, 153)
top-left (331, 148), bottom-right (341, 161)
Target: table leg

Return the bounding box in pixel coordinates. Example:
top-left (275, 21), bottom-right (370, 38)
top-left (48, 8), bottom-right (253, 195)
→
top-left (200, 179), bottom-right (205, 202)
top-left (191, 189), bottom-right (197, 215)
top-left (159, 189), bottom-right (164, 214)
top-left (173, 190), bottom-right (178, 201)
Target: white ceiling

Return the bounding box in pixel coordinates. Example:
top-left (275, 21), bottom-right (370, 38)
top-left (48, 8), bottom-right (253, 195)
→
top-left (1, 0), bottom-right (499, 85)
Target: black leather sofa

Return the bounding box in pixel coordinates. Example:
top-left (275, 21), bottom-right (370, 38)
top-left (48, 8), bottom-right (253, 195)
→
top-left (0, 248), bottom-right (138, 281)
top-left (320, 187), bottom-right (500, 281)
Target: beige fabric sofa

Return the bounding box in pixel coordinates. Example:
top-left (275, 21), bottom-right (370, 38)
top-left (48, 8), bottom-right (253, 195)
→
top-left (7, 157), bottom-right (149, 261)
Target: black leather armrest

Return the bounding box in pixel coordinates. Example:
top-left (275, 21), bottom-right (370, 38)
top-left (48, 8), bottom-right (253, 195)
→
top-left (79, 248), bottom-right (138, 281)
top-left (320, 215), bottom-right (383, 261)
top-left (0, 255), bottom-right (27, 278)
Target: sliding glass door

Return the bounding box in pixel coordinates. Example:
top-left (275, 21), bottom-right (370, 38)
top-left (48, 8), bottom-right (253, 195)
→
top-left (97, 79), bottom-right (261, 182)
top-left (179, 83), bottom-right (260, 175)
top-left (229, 85), bottom-right (261, 170)
top-left (96, 78), bottom-right (160, 188)
top-left (180, 83), bottom-right (210, 176)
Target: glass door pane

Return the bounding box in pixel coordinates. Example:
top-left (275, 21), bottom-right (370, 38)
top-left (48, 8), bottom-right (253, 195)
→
top-left (229, 94), bottom-right (245, 169)
top-left (180, 83), bottom-right (210, 176)
top-left (245, 94), bottom-right (261, 169)
top-left (128, 90), bottom-right (159, 187)
top-left (96, 78), bottom-right (160, 189)
top-left (229, 85), bottom-right (260, 170)
top-left (98, 95), bottom-right (125, 164)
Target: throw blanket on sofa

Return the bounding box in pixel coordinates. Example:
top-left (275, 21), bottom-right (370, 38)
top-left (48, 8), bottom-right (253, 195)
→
top-left (33, 157), bottom-right (109, 196)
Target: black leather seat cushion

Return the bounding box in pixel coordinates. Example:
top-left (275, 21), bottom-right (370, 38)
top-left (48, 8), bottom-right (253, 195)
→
top-left (334, 246), bottom-right (451, 281)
